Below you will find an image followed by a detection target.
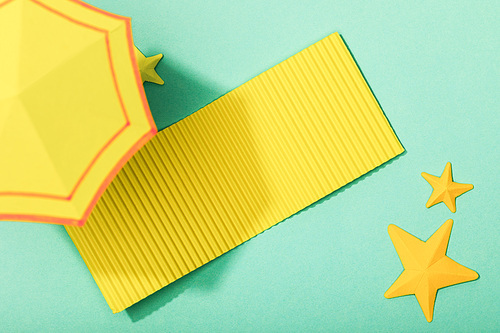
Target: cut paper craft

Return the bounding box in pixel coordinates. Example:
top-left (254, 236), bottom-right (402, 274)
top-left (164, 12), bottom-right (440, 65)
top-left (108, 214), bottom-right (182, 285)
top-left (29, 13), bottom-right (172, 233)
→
top-left (134, 46), bottom-right (164, 85)
top-left (422, 162), bottom-right (473, 213)
top-left (0, 0), bottom-right (157, 226)
top-left (66, 32), bottom-right (404, 313)
top-left (385, 219), bottom-right (478, 322)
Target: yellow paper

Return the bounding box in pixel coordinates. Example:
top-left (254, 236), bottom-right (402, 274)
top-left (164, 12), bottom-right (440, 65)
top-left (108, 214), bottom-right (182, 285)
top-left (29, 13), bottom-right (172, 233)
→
top-left (67, 32), bottom-right (404, 313)
top-left (0, 0), bottom-right (156, 226)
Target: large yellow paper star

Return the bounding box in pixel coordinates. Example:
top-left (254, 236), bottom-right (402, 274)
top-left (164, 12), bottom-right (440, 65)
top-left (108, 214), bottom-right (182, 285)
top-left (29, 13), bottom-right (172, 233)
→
top-left (384, 220), bottom-right (478, 322)
top-left (134, 46), bottom-right (164, 85)
top-left (421, 162), bottom-right (473, 213)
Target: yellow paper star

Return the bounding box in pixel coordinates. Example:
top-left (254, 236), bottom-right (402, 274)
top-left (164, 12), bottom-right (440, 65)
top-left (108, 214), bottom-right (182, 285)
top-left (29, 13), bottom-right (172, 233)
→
top-left (421, 162), bottom-right (473, 213)
top-left (134, 46), bottom-right (164, 85)
top-left (384, 220), bottom-right (478, 322)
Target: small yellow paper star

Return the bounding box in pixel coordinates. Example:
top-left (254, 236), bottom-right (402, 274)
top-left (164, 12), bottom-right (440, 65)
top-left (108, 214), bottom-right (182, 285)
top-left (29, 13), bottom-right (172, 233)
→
top-left (134, 46), bottom-right (164, 85)
top-left (421, 162), bottom-right (473, 213)
top-left (385, 220), bottom-right (478, 322)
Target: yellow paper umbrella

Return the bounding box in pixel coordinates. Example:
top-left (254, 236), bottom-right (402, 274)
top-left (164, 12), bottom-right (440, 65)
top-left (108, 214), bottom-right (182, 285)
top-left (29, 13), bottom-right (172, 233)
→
top-left (0, 0), bottom-right (158, 226)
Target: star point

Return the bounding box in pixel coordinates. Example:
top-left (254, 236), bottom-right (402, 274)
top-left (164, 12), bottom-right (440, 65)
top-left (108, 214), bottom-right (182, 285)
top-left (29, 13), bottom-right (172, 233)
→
top-left (422, 162), bottom-right (473, 213)
top-left (134, 46), bottom-right (164, 85)
top-left (385, 219), bottom-right (478, 322)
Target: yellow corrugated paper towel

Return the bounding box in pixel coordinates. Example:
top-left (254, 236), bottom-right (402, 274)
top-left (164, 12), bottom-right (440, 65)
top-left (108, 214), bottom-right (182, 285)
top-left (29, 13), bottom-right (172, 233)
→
top-left (66, 32), bottom-right (404, 313)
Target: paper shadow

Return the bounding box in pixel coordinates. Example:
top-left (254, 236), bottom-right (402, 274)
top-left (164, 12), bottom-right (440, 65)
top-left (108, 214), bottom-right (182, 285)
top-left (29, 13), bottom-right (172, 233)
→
top-left (126, 244), bottom-right (244, 322)
top-left (144, 57), bottom-right (228, 131)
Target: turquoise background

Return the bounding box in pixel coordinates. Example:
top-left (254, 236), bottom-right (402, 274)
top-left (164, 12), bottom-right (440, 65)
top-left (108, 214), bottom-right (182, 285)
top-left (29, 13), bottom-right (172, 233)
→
top-left (1, 0), bottom-right (498, 331)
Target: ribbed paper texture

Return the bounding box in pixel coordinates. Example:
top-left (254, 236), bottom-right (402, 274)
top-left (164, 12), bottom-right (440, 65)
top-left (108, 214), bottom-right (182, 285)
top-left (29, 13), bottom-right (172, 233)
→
top-left (66, 32), bottom-right (404, 313)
